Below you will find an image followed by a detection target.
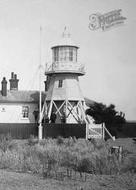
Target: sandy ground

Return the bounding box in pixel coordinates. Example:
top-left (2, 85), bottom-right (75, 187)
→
top-left (0, 169), bottom-right (136, 190)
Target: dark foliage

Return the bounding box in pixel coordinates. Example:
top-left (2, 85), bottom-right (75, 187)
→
top-left (86, 102), bottom-right (126, 130)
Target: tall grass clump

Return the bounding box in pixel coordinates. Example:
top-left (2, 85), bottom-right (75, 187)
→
top-left (0, 135), bottom-right (135, 179)
top-left (0, 134), bottom-right (12, 152)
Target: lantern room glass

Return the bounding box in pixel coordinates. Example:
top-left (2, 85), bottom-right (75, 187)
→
top-left (53, 46), bottom-right (77, 62)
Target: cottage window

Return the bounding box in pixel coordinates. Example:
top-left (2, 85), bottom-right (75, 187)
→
top-left (22, 106), bottom-right (29, 118)
top-left (58, 80), bottom-right (63, 88)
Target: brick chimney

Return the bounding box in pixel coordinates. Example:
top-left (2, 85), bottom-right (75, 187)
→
top-left (1, 77), bottom-right (7, 96)
top-left (9, 72), bottom-right (19, 90)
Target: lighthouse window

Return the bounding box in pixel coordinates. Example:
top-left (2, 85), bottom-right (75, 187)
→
top-left (22, 106), bottom-right (29, 118)
top-left (69, 49), bottom-right (73, 61)
top-left (58, 80), bottom-right (63, 88)
top-left (53, 47), bottom-right (77, 62)
top-left (53, 48), bottom-right (59, 62)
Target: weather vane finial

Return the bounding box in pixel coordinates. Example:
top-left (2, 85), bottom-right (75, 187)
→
top-left (62, 26), bottom-right (71, 38)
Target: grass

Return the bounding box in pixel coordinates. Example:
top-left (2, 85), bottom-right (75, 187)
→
top-left (0, 135), bottom-right (136, 189)
top-left (0, 135), bottom-right (136, 176)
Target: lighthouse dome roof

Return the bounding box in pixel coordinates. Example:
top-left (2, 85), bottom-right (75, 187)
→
top-left (51, 27), bottom-right (79, 49)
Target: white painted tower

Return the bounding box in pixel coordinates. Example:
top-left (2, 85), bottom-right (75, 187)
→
top-left (44, 28), bottom-right (86, 124)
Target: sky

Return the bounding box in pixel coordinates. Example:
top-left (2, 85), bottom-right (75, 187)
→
top-left (0, 0), bottom-right (135, 121)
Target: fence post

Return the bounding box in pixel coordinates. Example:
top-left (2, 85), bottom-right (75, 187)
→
top-left (102, 123), bottom-right (105, 140)
top-left (86, 123), bottom-right (88, 140)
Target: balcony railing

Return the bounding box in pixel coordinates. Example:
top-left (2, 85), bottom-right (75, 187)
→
top-left (45, 62), bottom-right (85, 75)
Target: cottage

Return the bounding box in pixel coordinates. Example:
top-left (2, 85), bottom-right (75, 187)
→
top-left (0, 72), bottom-right (45, 123)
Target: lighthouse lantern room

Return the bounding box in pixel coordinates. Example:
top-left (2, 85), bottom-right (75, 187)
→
top-left (44, 28), bottom-right (86, 124)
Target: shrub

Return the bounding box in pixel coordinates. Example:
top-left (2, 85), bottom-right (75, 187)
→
top-left (56, 136), bottom-right (64, 145)
top-left (77, 157), bottom-right (92, 175)
top-left (35, 143), bottom-right (60, 177)
top-left (60, 148), bottom-right (78, 178)
top-left (27, 135), bottom-right (38, 146)
top-left (0, 134), bottom-right (12, 152)
top-left (121, 155), bottom-right (136, 173)
top-left (94, 154), bottom-right (120, 175)
top-left (65, 137), bottom-right (77, 147)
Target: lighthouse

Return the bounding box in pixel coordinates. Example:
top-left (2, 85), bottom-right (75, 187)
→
top-left (44, 28), bottom-right (86, 124)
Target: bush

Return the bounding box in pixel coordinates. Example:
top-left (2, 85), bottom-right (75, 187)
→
top-left (77, 157), bottom-right (93, 174)
top-left (121, 155), bottom-right (136, 173)
top-left (27, 135), bottom-right (38, 146)
top-left (0, 134), bottom-right (12, 152)
top-left (56, 136), bottom-right (64, 145)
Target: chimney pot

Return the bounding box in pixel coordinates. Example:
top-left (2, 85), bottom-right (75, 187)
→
top-left (9, 72), bottom-right (19, 90)
top-left (1, 77), bottom-right (7, 96)
top-left (11, 72), bottom-right (14, 79)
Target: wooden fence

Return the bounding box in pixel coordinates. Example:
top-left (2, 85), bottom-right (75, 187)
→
top-left (106, 122), bottom-right (136, 138)
top-left (0, 122), bottom-right (135, 139)
top-left (0, 123), bottom-right (86, 139)
top-left (0, 123), bottom-right (38, 139)
top-left (42, 123), bottom-right (86, 138)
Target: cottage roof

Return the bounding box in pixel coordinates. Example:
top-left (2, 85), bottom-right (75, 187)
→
top-left (0, 90), bottom-right (94, 106)
top-left (84, 97), bottom-right (95, 107)
top-left (0, 90), bottom-right (46, 103)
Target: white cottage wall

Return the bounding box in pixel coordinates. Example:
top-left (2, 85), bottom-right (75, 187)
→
top-left (0, 103), bottom-right (38, 123)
